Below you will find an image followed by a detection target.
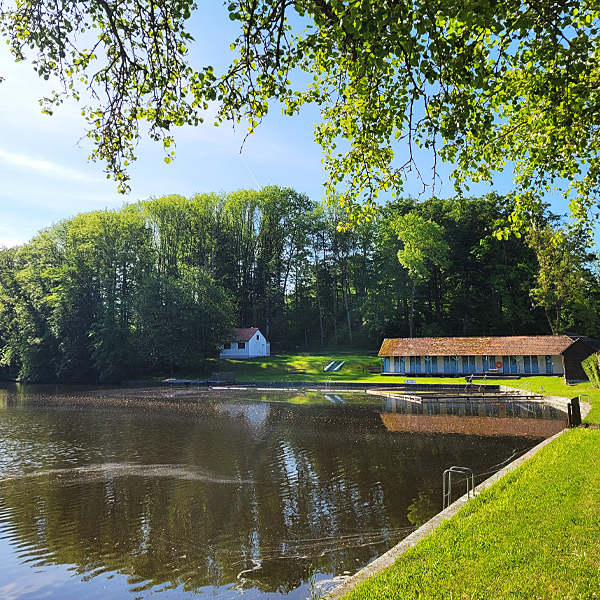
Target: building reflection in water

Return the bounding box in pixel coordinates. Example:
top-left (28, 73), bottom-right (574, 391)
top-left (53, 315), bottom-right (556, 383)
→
top-left (380, 396), bottom-right (567, 437)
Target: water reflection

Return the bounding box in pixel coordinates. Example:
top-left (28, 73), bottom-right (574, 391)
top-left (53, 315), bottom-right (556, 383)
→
top-left (0, 386), bottom-right (565, 599)
top-left (380, 397), bottom-right (567, 437)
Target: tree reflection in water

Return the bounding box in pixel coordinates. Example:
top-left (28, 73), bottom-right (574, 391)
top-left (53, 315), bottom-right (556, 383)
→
top-left (0, 387), bottom-right (564, 599)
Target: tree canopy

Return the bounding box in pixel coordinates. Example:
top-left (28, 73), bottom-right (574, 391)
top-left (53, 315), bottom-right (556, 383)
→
top-left (1, 189), bottom-right (598, 383)
top-left (1, 0), bottom-right (599, 225)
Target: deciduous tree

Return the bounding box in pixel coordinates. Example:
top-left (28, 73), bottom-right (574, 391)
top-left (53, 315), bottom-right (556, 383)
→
top-left (2, 0), bottom-right (599, 225)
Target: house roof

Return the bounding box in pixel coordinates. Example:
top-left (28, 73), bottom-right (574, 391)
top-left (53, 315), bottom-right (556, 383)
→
top-left (226, 328), bottom-right (262, 342)
top-left (563, 332), bottom-right (600, 352)
top-left (378, 336), bottom-right (575, 357)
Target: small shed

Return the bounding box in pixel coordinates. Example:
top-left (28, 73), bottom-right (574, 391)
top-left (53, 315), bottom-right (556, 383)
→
top-left (220, 328), bottom-right (270, 359)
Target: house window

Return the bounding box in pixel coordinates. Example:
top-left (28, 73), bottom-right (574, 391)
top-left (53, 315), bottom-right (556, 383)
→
top-left (451, 356), bottom-right (459, 373)
top-left (394, 356), bottom-right (400, 372)
top-left (444, 356), bottom-right (450, 373)
top-left (223, 343), bottom-right (231, 350)
top-left (400, 357), bottom-right (406, 372)
top-left (384, 357), bottom-right (390, 372)
top-left (238, 342), bottom-right (246, 349)
top-left (410, 356), bottom-right (415, 373)
top-left (431, 356), bottom-right (438, 373)
top-left (532, 356), bottom-right (539, 373)
top-left (503, 356), bottom-right (510, 373)
top-left (482, 356), bottom-right (489, 371)
top-left (510, 356), bottom-right (517, 373)
top-left (462, 356), bottom-right (476, 373)
top-left (545, 355), bottom-right (553, 374)
top-left (256, 335), bottom-right (259, 340)
top-left (416, 356), bottom-right (421, 373)
top-left (524, 356), bottom-right (531, 373)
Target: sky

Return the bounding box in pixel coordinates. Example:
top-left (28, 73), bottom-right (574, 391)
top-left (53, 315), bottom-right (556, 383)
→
top-left (0, 5), bottom-right (580, 248)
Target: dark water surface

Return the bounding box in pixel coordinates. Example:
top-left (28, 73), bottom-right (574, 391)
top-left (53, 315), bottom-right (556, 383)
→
top-left (0, 384), bottom-right (567, 599)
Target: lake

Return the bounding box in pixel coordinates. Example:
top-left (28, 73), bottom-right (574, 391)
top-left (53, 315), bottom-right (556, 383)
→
top-left (0, 384), bottom-right (567, 599)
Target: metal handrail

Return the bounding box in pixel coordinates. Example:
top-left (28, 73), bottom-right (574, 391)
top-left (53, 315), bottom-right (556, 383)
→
top-left (443, 466), bottom-right (475, 509)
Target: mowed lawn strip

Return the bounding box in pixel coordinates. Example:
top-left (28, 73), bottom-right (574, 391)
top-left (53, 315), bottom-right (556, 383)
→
top-left (344, 428), bottom-right (600, 600)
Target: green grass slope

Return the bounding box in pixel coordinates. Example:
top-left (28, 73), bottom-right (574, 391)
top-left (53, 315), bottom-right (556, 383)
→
top-left (344, 428), bottom-right (600, 600)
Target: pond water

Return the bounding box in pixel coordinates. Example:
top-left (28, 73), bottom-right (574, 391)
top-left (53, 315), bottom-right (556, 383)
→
top-left (0, 384), bottom-right (567, 599)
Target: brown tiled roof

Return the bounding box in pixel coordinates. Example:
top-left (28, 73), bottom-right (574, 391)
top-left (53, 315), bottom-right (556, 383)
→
top-left (378, 336), bottom-right (574, 357)
top-left (227, 328), bottom-right (261, 342)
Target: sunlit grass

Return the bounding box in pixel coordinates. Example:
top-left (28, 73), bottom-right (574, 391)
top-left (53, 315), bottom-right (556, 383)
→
top-left (344, 428), bottom-right (600, 600)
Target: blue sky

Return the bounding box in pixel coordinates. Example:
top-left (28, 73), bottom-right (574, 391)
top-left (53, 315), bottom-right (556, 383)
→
top-left (0, 6), bottom-right (579, 248)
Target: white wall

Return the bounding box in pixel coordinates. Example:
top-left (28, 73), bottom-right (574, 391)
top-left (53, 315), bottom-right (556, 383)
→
top-left (220, 330), bottom-right (270, 359)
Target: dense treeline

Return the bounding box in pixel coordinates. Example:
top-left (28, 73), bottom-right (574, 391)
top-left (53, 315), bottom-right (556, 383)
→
top-left (0, 188), bottom-right (598, 382)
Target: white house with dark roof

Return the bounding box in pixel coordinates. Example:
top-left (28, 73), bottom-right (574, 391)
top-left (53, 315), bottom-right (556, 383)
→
top-left (220, 328), bottom-right (270, 359)
top-left (378, 334), bottom-right (599, 382)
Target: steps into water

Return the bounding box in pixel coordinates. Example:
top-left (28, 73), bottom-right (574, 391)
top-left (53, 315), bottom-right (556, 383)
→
top-left (324, 360), bottom-right (346, 372)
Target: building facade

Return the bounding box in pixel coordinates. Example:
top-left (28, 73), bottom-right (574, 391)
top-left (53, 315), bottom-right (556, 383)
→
top-left (220, 328), bottom-right (270, 359)
top-left (378, 335), bottom-right (599, 381)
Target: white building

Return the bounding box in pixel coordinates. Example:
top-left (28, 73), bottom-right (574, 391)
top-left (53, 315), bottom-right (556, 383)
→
top-left (220, 328), bottom-right (270, 359)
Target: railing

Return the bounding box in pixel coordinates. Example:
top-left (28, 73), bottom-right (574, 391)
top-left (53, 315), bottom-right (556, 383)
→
top-left (516, 380), bottom-right (532, 393)
top-left (443, 466), bottom-right (475, 509)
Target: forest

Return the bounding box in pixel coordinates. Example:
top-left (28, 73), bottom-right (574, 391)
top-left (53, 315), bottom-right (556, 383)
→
top-left (0, 188), bottom-right (598, 383)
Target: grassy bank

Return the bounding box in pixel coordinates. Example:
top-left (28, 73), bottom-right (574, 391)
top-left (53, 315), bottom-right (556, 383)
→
top-left (173, 353), bottom-right (385, 383)
top-left (343, 428), bottom-right (600, 600)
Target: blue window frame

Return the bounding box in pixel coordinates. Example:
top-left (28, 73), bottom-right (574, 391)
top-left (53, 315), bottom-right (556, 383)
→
top-left (444, 356), bottom-right (450, 373)
top-left (482, 356), bottom-right (489, 371)
top-left (503, 356), bottom-right (510, 373)
top-left (384, 357), bottom-right (390, 372)
top-left (415, 356), bottom-right (421, 373)
top-left (410, 356), bottom-right (415, 372)
top-left (524, 356), bottom-right (531, 373)
top-left (545, 356), bottom-right (553, 374)
top-left (510, 356), bottom-right (517, 373)
top-left (462, 356), bottom-right (469, 372)
top-left (451, 356), bottom-right (459, 373)
top-left (400, 357), bottom-right (406, 372)
top-left (532, 356), bottom-right (539, 373)
top-left (394, 356), bottom-right (400, 373)
top-left (431, 356), bottom-right (438, 373)
top-left (469, 356), bottom-right (476, 372)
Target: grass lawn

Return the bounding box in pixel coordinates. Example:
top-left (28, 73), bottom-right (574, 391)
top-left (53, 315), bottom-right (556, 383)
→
top-left (344, 428), bottom-right (600, 600)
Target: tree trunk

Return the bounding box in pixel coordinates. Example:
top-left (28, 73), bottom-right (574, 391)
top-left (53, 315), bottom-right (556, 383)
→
top-left (343, 260), bottom-right (352, 343)
top-left (333, 265), bottom-right (338, 342)
top-left (434, 270), bottom-right (441, 323)
top-left (409, 279), bottom-right (415, 338)
top-left (314, 251), bottom-right (324, 348)
top-left (265, 294), bottom-right (270, 339)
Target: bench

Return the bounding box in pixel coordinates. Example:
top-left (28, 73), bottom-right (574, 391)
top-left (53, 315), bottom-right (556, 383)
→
top-left (485, 368), bottom-right (501, 375)
top-left (368, 366), bottom-right (381, 373)
top-left (289, 368), bottom-right (306, 374)
top-left (208, 371), bottom-right (236, 384)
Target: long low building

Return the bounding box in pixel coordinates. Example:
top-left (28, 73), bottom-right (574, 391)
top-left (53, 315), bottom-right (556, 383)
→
top-left (378, 334), bottom-right (600, 382)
